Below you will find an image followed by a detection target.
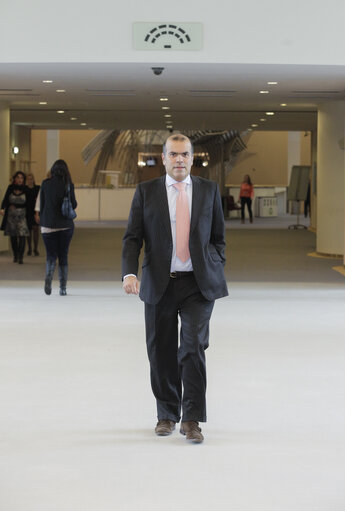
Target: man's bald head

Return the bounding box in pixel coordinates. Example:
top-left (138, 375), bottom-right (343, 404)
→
top-left (163, 134), bottom-right (193, 156)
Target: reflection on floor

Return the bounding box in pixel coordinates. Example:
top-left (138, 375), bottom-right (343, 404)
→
top-left (0, 220), bottom-right (345, 511)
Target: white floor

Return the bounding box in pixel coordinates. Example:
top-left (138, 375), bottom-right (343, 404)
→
top-left (1, 280), bottom-right (345, 511)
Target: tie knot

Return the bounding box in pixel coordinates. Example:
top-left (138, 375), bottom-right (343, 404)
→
top-left (173, 182), bottom-right (186, 192)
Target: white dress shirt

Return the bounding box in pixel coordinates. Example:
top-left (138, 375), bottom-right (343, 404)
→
top-left (166, 173), bottom-right (193, 272)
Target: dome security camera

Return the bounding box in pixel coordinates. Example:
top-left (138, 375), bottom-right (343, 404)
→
top-left (151, 67), bottom-right (164, 76)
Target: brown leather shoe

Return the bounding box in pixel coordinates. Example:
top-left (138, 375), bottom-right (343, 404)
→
top-left (155, 420), bottom-right (176, 436)
top-left (180, 421), bottom-right (204, 443)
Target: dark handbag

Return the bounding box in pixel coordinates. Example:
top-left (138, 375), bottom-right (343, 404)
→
top-left (61, 184), bottom-right (77, 220)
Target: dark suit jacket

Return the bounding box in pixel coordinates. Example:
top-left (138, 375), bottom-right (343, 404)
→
top-left (122, 175), bottom-right (228, 305)
top-left (39, 176), bottom-right (77, 229)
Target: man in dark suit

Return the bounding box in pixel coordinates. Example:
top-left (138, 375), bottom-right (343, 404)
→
top-left (122, 134), bottom-right (228, 443)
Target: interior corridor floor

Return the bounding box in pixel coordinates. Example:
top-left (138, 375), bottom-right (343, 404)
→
top-left (0, 219), bottom-right (344, 511)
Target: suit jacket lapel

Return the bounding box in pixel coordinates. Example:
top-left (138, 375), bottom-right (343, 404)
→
top-left (156, 175), bottom-right (172, 240)
top-left (190, 175), bottom-right (202, 234)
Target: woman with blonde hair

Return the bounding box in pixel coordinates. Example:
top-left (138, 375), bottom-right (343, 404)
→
top-left (26, 172), bottom-right (40, 256)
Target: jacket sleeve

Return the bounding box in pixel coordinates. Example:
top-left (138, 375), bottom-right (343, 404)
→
top-left (39, 183), bottom-right (45, 213)
top-left (1, 186), bottom-right (11, 210)
top-left (210, 183), bottom-right (226, 264)
top-left (121, 185), bottom-right (144, 279)
top-left (70, 184), bottom-right (77, 209)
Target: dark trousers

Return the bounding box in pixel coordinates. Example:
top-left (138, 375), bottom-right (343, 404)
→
top-left (144, 273), bottom-right (214, 423)
top-left (241, 197), bottom-right (253, 220)
top-left (42, 227), bottom-right (74, 266)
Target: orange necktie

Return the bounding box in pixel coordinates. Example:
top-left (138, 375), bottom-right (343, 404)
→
top-left (173, 182), bottom-right (190, 262)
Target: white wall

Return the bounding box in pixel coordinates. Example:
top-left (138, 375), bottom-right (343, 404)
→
top-left (1, 0), bottom-right (345, 65)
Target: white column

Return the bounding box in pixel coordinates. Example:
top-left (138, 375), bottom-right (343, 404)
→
top-left (46, 130), bottom-right (60, 171)
top-left (310, 130), bottom-right (317, 231)
top-left (316, 102), bottom-right (345, 256)
top-left (0, 103), bottom-right (10, 252)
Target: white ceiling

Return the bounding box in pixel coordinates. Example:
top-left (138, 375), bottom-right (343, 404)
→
top-left (2, 62), bottom-right (345, 132)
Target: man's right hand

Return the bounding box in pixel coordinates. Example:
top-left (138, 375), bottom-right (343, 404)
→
top-left (123, 275), bottom-right (140, 295)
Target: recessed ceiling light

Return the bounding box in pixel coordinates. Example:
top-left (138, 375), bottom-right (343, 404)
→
top-left (247, 128), bottom-right (253, 131)
top-left (80, 122), bottom-right (87, 126)
top-left (39, 101), bottom-right (47, 105)
top-left (280, 103), bottom-right (287, 106)
top-left (164, 114), bottom-right (172, 118)
top-left (160, 97), bottom-right (169, 101)
top-left (162, 106), bottom-right (170, 110)
top-left (42, 80), bottom-right (53, 84)
top-left (251, 124), bottom-right (258, 127)
top-left (266, 112), bottom-right (275, 115)
top-left (267, 81), bottom-right (278, 85)
top-left (70, 117), bottom-right (77, 120)
top-left (57, 110), bottom-right (65, 114)
top-left (260, 118), bottom-right (267, 122)
top-left (56, 89), bottom-right (66, 93)
top-left (260, 90), bottom-right (269, 94)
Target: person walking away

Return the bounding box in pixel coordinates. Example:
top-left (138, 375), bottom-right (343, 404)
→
top-left (35, 160), bottom-right (77, 296)
top-left (239, 174), bottom-right (254, 224)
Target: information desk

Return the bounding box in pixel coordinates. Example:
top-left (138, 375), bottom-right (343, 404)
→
top-left (74, 187), bottom-right (136, 221)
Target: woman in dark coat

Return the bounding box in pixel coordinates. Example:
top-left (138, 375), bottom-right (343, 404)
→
top-left (0, 171), bottom-right (30, 264)
top-left (26, 172), bottom-right (40, 256)
top-left (35, 160), bottom-right (77, 296)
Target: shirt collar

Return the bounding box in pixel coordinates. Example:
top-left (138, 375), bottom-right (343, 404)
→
top-left (166, 174), bottom-right (191, 187)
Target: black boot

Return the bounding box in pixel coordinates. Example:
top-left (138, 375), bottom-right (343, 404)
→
top-left (44, 260), bottom-right (56, 295)
top-left (10, 237), bottom-right (18, 262)
top-left (17, 237), bottom-right (26, 264)
top-left (59, 265), bottom-right (68, 296)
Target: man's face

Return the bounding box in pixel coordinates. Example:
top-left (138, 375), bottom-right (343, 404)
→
top-left (162, 139), bottom-right (193, 182)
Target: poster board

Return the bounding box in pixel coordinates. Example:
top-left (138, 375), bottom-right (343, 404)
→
top-left (287, 166), bottom-right (310, 201)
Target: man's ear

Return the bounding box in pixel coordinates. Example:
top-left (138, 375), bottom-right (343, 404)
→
top-left (161, 152), bottom-right (166, 165)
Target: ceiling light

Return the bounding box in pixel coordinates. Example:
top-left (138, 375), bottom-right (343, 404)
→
top-left (70, 117), bottom-right (77, 120)
top-left (39, 101), bottom-right (47, 105)
top-left (42, 80), bottom-right (53, 83)
top-left (251, 124), bottom-right (258, 127)
top-left (266, 112), bottom-right (275, 115)
top-left (164, 114), bottom-right (172, 118)
top-left (280, 103), bottom-right (287, 106)
top-left (260, 90), bottom-right (269, 94)
top-left (267, 81), bottom-right (278, 85)
top-left (260, 118), bottom-right (267, 122)
top-left (57, 110), bottom-right (65, 114)
top-left (56, 89), bottom-right (66, 93)
top-left (160, 97), bottom-right (169, 101)
top-left (162, 106), bottom-right (170, 110)
top-left (80, 122), bottom-right (87, 126)
top-left (202, 161), bottom-right (209, 167)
